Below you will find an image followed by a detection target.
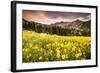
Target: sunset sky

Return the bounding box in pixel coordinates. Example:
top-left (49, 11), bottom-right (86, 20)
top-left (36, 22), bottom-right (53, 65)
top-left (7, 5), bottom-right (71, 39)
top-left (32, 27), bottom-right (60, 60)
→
top-left (22, 10), bottom-right (91, 24)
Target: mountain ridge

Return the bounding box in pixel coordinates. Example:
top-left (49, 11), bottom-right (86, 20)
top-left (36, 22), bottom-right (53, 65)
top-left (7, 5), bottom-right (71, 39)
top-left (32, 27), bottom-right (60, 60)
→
top-left (22, 19), bottom-right (91, 36)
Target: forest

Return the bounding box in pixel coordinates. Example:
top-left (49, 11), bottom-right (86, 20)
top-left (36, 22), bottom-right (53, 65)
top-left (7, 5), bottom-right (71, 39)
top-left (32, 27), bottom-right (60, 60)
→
top-left (23, 19), bottom-right (91, 36)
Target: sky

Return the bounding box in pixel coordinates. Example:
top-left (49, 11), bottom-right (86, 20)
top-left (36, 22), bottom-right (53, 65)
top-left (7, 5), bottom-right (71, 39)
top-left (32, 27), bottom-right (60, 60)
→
top-left (22, 10), bottom-right (91, 24)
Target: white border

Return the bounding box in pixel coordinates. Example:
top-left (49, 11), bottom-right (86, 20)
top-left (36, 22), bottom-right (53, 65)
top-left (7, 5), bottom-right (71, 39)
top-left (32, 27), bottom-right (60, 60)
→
top-left (16, 3), bottom-right (96, 70)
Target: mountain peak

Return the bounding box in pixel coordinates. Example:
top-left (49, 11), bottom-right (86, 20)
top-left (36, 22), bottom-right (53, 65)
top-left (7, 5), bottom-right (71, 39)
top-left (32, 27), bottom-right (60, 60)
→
top-left (74, 19), bottom-right (82, 22)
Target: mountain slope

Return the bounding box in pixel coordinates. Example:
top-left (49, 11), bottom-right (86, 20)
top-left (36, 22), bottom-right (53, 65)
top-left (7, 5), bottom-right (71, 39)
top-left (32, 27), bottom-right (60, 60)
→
top-left (22, 19), bottom-right (91, 36)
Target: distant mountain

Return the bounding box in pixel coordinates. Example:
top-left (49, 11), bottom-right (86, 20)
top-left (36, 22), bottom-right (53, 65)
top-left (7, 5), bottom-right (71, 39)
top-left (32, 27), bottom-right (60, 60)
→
top-left (22, 19), bottom-right (91, 36)
top-left (51, 20), bottom-right (90, 30)
top-left (67, 20), bottom-right (83, 29)
top-left (23, 19), bottom-right (41, 25)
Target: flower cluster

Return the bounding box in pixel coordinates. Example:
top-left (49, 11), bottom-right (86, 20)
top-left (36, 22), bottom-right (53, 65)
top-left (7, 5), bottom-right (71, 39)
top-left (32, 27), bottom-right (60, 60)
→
top-left (22, 31), bottom-right (91, 62)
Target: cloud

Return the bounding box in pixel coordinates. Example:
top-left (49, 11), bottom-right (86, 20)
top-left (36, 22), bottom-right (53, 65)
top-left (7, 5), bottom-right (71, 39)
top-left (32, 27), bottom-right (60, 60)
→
top-left (22, 10), bottom-right (91, 24)
top-left (22, 10), bottom-right (49, 23)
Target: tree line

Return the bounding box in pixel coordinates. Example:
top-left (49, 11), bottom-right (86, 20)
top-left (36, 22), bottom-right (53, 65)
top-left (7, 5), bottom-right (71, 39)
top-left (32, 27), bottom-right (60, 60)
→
top-left (23, 19), bottom-right (91, 36)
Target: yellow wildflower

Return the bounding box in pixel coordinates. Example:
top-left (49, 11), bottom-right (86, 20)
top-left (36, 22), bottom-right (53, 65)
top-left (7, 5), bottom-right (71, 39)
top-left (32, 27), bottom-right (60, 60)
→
top-left (32, 45), bottom-right (38, 49)
top-left (40, 48), bottom-right (43, 52)
top-left (50, 50), bottom-right (53, 55)
top-left (22, 49), bottom-right (25, 52)
top-left (27, 55), bottom-right (29, 58)
top-left (64, 48), bottom-right (66, 52)
top-left (25, 48), bottom-right (28, 52)
top-left (78, 48), bottom-right (81, 52)
top-left (39, 56), bottom-right (42, 60)
top-left (29, 43), bottom-right (32, 48)
top-left (57, 53), bottom-right (60, 58)
top-left (72, 46), bottom-right (76, 51)
top-left (75, 53), bottom-right (82, 58)
top-left (61, 43), bottom-right (64, 47)
top-left (66, 54), bottom-right (68, 59)
top-left (29, 54), bottom-right (31, 57)
top-left (62, 54), bottom-right (66, 59)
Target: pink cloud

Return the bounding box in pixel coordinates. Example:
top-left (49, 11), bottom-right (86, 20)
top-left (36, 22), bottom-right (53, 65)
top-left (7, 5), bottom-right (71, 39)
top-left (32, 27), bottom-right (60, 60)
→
top-left (22, 10), bottom-right (90, 24)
